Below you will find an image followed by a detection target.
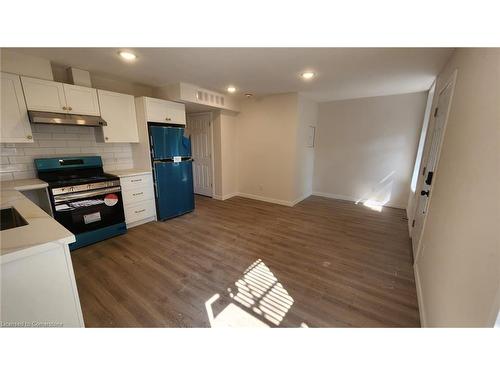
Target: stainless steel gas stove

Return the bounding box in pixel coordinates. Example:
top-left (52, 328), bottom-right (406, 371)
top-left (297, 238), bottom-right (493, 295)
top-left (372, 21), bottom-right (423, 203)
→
top-left (35, 156), bottom-right (126, 250)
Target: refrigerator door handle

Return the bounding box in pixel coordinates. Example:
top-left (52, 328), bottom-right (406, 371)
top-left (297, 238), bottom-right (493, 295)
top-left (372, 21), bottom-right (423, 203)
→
top-left (150, 135), bottom-right (155, 158)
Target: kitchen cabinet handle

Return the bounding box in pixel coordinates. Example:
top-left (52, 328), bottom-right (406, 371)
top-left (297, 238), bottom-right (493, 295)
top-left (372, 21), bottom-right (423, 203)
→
top-left (26, 135), bottom-right (33, 140)
top-left (135, 209), bottom-right (146, 214)
top-left (68, 106), bottom-right (73, 111)
top-left (132, 192), bottom-right (144, 196)
top-left (165, 117), bottom-right (172, 121)
top-left (131, 179), bottom-right (142, 183)
top-left (62, 106), bottom-right (67, 110)
top-left (105, 137), bottom-right (109, 140)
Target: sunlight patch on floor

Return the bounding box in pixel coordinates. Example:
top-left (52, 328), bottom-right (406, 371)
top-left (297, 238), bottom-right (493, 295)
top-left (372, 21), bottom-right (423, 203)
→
top-left (362, 199), bottom-right (384, 212)
top-left (205, 259), bottom-right (295, 327)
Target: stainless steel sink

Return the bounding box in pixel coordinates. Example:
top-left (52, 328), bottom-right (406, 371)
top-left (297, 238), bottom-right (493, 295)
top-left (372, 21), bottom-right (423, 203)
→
top-left (0, 207), bottom-right (28, 231)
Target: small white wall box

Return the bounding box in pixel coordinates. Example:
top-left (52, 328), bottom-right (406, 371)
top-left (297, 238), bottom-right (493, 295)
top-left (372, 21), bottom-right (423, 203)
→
top-left (67, 67), bottom-right (92, 87)
top-left (307, 126), bottom-right (316, 147)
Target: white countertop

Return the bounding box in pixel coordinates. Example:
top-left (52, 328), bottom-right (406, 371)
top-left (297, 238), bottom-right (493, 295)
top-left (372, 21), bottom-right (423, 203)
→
top-left (1, 178), bottom-right (49, 191)
top-left (0, 179), bottom-right (75, 258)
top-left (106, 168), bottom-right (152, 178)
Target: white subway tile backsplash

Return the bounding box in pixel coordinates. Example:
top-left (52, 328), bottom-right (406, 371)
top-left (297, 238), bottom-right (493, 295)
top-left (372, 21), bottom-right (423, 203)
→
top-left (53, 147), bottom-right (82, 155)
top-left (8, 156), bottom-right (34, 164)
top-left (113, 152), bottom-right (131, 159)
top-left (66, 140), bottom-right (94, 147)
top-left (80, 147), bottom-right (101, 153)
top-left (65, 126), bottom-right (93, 134)
top-left (38, 140), bottom-right (68, 147)
top-left (0, 147), bottom-right (24, 156)
top-left (0, 163), bottom-right (32, 172)
top-left (0, 172), bottom-right (14, 181)
top-left (13, 171), bottom-right (36, 179)
top-left (52, 133), bottom-right (89, 140)
top-left (1, 125), bottom-right (134, 178)
top-left (32, 132), bottom-right (53, 140)
top-left (13, 142), bottom-right (38, 148)
top-left (23, 148), bottom-right (55, 156)
top-left (32, 124), bottom-right (57, 133)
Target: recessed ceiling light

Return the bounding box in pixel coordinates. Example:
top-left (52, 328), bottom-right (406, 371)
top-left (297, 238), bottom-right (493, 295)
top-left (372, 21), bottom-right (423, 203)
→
top-left (301, 71), bottom-right (315, 80)
top-left (227, 86), bottom-right (237, 93)
top-left (119, 51), bottom-right (137, 61)
top-left (245, 93), bottom-right (253, 98)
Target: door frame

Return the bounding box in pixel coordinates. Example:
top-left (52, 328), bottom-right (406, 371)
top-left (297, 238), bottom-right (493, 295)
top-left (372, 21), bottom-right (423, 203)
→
top-left (412, 69), bottom-right (458, 263)
top-left (186, 111), bottom-right (215, 198)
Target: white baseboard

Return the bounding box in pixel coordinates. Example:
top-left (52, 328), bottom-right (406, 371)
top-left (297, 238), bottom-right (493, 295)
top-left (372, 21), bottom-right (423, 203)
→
top-left (215, 191), bottom-right (311, 207)
top-left (213, 192), bottom-right (239, 201)
top-left (236, 192), bottom-right (295, 207)
top-left (222, 192), bottom-right (239, 200)
top-left (312, 191), bottom-right (358, 202)
top-left (414, 262), bottom-right (426, 327)
top-left (292, 191), bottom-right (312, 206)
top-left (312, 191), bottom-right (405, 210)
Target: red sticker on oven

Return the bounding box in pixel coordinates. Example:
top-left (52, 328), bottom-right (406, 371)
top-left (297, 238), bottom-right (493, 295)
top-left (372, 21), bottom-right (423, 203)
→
top-left (104, 193), bottom-right (119, 206)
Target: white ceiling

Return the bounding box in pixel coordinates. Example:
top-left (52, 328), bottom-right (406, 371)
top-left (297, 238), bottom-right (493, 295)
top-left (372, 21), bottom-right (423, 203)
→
top-left (9, 48), bottom-right (454, 102)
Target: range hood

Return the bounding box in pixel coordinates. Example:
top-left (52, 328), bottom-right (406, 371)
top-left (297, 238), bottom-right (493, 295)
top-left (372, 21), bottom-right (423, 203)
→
top-left (28, 111), bottom-right (107, 127)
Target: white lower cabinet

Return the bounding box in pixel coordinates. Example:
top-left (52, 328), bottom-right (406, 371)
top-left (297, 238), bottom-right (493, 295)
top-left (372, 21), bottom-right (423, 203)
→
top-left (120, 172), bottom-right (156, 228)
top-left (1, 242), bottom-right (84, 328)
top-left (125, 201), bottom-right (156, 224)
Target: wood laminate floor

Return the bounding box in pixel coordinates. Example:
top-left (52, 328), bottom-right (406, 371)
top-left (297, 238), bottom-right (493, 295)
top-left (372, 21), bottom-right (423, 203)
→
top-left (71, 195), bottom-right (420, 327)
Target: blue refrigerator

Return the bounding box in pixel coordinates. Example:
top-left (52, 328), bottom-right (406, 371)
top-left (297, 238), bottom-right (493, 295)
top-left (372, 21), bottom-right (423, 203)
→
top-left (149, 124), bottom-right (195, 220)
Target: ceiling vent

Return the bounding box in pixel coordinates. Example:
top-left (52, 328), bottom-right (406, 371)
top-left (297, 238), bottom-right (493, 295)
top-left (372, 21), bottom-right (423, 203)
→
top-left (155, 82), bottom-right (239, 112)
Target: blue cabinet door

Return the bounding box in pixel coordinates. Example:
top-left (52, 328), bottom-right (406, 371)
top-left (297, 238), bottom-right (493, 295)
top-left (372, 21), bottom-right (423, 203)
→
top-left (150, 125), bottom-right (191, 159)
top-left (154, 160), bottom-right (195, 220)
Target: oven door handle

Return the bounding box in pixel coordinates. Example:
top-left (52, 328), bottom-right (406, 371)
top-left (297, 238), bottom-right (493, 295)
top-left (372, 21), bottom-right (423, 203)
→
top-left (54, 186), bottom-right (122, 203)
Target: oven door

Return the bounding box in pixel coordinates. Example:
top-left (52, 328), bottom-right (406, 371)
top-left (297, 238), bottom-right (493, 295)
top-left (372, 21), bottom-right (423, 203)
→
top-left (52, 186), bottom-right (125, 234)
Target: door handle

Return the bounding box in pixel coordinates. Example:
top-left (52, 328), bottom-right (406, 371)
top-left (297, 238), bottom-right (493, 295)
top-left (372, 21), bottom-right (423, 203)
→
top-left (420, 190), bottom-right (430, 197)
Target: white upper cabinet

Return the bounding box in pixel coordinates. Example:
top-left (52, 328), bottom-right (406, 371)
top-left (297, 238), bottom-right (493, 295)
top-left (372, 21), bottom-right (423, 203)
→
top-left (21, 76), bottom-right (66, 113)
top-left (97, 89), bottom-right (139, 143)
top-left (21, 76), bottom-right (100, 116)
top-left (145, 97), bottom-right (186, 125)
top-left (63, 83), bottom-right (100, 116)
top-left (1, 72), bottom-right (33, 143)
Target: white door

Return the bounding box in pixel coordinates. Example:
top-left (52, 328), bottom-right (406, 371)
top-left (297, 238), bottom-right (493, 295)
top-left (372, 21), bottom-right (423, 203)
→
top-left (1, 72), bottom-right (33, 143)
top-left (412, 72), bottom-right (457, 259)
top-left (187, 113), bottom-right (213, 197)
top-left (63, 84), bottom-right (100, 116)
top-left (145, 97), bottom-right (186, 124)
top-left (21, 76), bottom-right (67, 113)
top-left (98, 89), bottom-right (139, 142)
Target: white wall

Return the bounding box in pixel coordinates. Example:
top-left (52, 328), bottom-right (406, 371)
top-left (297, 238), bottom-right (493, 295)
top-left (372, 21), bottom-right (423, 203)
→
top-left (0, 49), bottom-right (53, 80)
top-left (236, 93), bottom-right (300, 205)
top-left (52, 64), bottom-right (154, 97)
top-left (313, 92), bottom-right (427, 209)
top-left (218, 112), bottom-right (239, 199)
top-left (190, 110), bottom-right (238, 200)
top-left (415, 48), bottom-right (500, 327)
